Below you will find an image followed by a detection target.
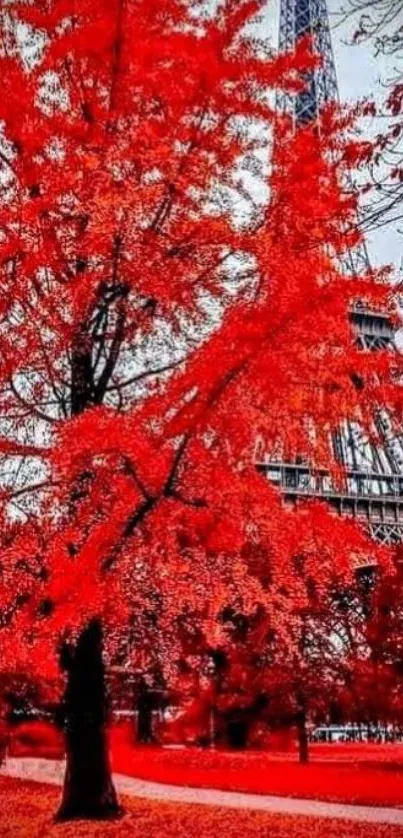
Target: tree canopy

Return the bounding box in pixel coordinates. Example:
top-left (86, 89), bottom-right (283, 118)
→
top-left (0, 0), bottom-right (398, 710)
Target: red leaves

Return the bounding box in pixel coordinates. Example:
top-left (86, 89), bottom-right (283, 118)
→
top-left (343, 140), bottom-right (374, 167)
top-left (387, 83), bottom-right (403, 117)
top-left (362, 100), bottom-right (377, 118)
top-left (0, 0), bottom-right (398, 704)
top-left (44, 18), bottom-right (118, 64)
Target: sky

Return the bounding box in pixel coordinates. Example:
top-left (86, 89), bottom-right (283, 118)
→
top-left (263, 0), bottom-right (402, 272)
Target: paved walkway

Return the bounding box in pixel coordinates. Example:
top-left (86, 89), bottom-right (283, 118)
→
top-left (2, 756), bottom-right (403, 826)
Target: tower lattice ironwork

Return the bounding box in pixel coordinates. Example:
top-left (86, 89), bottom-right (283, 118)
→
top-left (256, 0), bottom-right (403, 547)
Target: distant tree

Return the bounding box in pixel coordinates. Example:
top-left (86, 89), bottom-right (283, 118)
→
top-left (354, 562), bottom-right (403, 732)
top-left (165, 510), bottom-right (388, 762)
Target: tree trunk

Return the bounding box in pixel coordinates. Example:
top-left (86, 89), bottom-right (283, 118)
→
top-left (56, 619), bottom-right (121, 821)
top-left (56, 275), bottom-right (127, 820)
top-left (226, 713), bottom-right (249, 750)
top-left (296, 707), bottom-right (309, 764)
top-left (136, 678), bottom-right (154, 744)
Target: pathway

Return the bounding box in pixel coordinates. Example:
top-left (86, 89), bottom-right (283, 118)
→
top-left (2, 756), bottom-right (403, 826)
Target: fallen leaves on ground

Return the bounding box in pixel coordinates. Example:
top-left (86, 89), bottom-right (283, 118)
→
top-left (111, 730), bottom-right (403, 808)
top-left (1, 777), bottom-right (403, 838)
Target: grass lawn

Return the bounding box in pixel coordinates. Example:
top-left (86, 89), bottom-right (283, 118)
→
top-left (110, 731), bottom-right (403, 808)
top-left (1, 776), bottom-right (403, 838)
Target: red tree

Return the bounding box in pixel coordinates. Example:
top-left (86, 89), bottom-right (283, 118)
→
top-left (0, 0), bottom-right (399, 819)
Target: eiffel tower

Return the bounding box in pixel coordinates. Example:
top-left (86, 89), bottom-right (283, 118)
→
top-left (256, 0), bottom-right (403, 547)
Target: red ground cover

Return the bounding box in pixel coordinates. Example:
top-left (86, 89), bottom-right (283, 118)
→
top-left (0, 777), bottom-right (402, 838)
top-left (7, 721), bottom-right (403, 809)
top-left (111, 725), bottom-right (403, 808)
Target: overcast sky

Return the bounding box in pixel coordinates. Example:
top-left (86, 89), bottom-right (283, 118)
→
top-left (263, 0), bottom-right (402, 272)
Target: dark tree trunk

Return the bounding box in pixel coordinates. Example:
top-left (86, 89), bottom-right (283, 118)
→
top-left (296, 706), bottom-right (309, 764)
top-left (226, 713), bottom-right (249, 750)
top-left (56, 619), bottom-right (121, 821)
top-left (56, 261), bottom-right (128, 821)
top-left (71, 331), bottom-right (93, 417)
top-left (136, 679), bottom-right (154, 744)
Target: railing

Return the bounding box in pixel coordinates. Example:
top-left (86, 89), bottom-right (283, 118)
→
top-left (349, 304), bottom-right (395, 341)
top-left (257, 460), bottom-right (403, 502)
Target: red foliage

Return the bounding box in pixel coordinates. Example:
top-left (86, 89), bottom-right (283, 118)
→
top-left (8, 721), bottom-right (64, 759)
top-left (0, 1), bottom-right (398, 727)
top-left (387, 84), bottom-right (403, 117)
